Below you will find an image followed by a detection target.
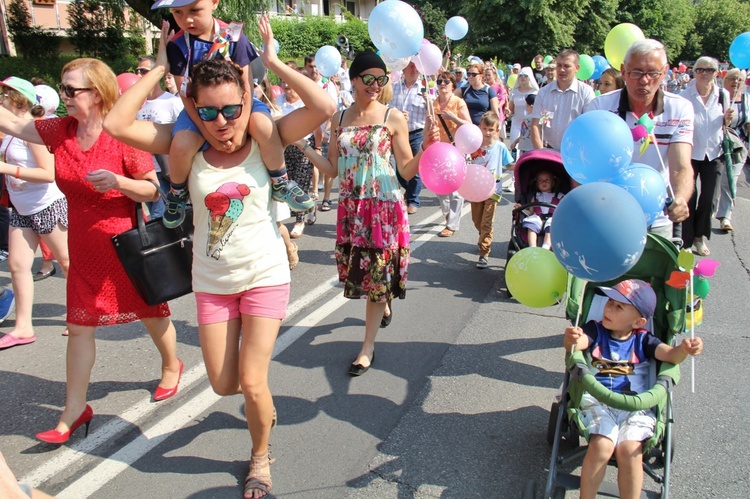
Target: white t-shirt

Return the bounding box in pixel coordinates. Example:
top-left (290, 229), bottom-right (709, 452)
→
top-left (530, 79), bottom-right (595, 150)
top-left (189, 139), bottom-right (290, 294)
top-left (137, 92), bottom-right (184, 174)
top-left (585, 89), bottom-right (694, 228)
top-left (1, 135), bottom-right (65, 216)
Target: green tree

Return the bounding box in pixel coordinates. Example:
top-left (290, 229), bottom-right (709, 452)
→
top-left (686, 0), bottom-right (750, 63)
top-left (7, 0), bottom-right (60, 59)
top-left (415, 2), bottom-right (448, 47)
top-left (573, 0), bottom-right (619, 56)
top-left (616, 0), bottom-right (695, 63)
top-left (67, 0), bottom-right (106, 57)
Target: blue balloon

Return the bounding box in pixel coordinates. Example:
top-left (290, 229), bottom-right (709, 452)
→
top-left (368, 0), bottom-right (424, 58)
top-left (445, 16), bottom-right (469, 41)
top-left (613, 164), bottom-right (667, 226)
top-left (561, 110), bottom-right (633, 184)
top-left (551, 182), bottom-right (647, 282)
top-left (315, 45), bottom-right (342, 78)
top-left (591, 55), bottom-right (610, 80)
top-left (729, 32), bottom-right (750, 69)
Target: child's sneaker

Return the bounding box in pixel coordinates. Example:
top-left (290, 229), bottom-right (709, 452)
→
top-left (273, 180), bottom-right (314, 212)
top-left (163, 189), bottom-right (189, 228)
top-left (476, 256), bottom-right (489, 269)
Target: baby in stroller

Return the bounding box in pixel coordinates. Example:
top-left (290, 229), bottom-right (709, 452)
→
top-left (563, 279), bottom-right (703, 499)
top-left (515, 169), bottom-right (564, 249)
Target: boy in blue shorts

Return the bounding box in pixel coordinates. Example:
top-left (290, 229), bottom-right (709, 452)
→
top-left (470, 111), bottom-right (514, 269)
top-left (152, 0), bottom-right (313, 228)
top-left (564, 279), bottom-right (703, 499)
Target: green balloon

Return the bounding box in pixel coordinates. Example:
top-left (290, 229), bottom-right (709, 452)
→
top-left (576, 54), bottom-right (595, 80)
top-left (544, 55), bottom-right (554, 65)
top-left (506, 247), bottom-right (568, 308)
top-left (692, 276), bottom-right (710, 299)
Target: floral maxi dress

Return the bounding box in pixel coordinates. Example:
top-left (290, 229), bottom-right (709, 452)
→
top-left (334, 108), bottom-right (410, 302)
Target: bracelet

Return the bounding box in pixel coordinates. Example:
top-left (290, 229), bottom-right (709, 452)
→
top-left (15, 166), bottom-right (20, 179)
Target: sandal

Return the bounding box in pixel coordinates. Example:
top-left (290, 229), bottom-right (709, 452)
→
top-left (287, 243), bottom-right (299, 270)
top-left (244, 452), bottom-right (274, 499)
top-left (720, 218), bottom-right (734, 232)
top-left (320, 199), bottom-right (332, 212)
top-left (693, 239), bottom-right (710, 256)
top-left (438, 227), bottom-right (455, 237)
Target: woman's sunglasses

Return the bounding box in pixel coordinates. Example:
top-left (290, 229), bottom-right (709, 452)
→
top-left (58, 84), bottom-right (92, 98)
top-left (359, 74), bottom-right (389, 87)
top-left (196, 103), bottom-right (244, 122)
top-left (135, 68), bottom-right (150, 76)
top-left (436, 79), bottom-right (452, 85)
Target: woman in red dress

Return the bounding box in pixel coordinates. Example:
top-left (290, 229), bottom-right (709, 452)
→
top-left (0, 58), bottom-right (182, 443)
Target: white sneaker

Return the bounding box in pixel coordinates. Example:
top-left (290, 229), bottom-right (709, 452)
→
top-left (290, 223), bottom-right (305, 239)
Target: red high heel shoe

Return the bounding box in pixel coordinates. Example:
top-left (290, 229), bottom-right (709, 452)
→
top-left (36, 404), bottom-right (94, 444)
top-left (153, 359), bottom-right (184, 401)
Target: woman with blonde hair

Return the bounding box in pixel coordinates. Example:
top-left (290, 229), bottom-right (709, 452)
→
top-left (716, 67), bottom-right (749, 231)
top-left (0, 58), bottom-right (181, 442)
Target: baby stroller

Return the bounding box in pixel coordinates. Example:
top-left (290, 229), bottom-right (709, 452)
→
top-left (526, 234), bottom-right (685, 499)
top-left (505, 149), bottom-right (573, 261)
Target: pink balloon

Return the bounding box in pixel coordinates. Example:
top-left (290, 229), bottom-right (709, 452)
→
top-left (116, 73), bottom-right (140, 95)
top-left (694, 258), bottom-right (720, 277)
top-left (419, 142), bottom-right (467, 195)
top-left (458, 163), bottom-right (496, 202)
top-left (454, 124), bottom-right (483, 155)
top-left (391, 70), bottom-right (402, 82)
top-left (412, 42), bottom-right (443, 75)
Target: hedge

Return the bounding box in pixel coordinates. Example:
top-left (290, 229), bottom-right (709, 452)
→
top-left (268, 14), bottom-right (375, 60)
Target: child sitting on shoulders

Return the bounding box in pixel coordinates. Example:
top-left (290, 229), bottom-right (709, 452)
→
top-left (152, 0), bottom-right (313, 228)
top-left (564, 279), bottom-right (703, 499)
top-left (514, 169), bottom-right (563, 250)
top-left (470, 111), bottom-right (514, 269)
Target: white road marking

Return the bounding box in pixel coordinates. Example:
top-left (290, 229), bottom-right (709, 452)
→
top-left (22, 206), bottom-right (464, 496)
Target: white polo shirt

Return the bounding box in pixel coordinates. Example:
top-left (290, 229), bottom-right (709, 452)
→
top-left (530, 78), bottom-right (595, 150)
top-left (585, 89), bottom-right (694, 228)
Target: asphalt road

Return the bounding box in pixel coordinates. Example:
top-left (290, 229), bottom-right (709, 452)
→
top-left (2, 167), bottom-right (750, 498)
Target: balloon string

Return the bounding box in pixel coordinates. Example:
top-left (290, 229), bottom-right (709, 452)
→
top-left (649, 132), bottom-right (676, 200)
top-left (570, 280), bottom-right (587, 355)
top-left (415, 52), bottom-right (437, 123)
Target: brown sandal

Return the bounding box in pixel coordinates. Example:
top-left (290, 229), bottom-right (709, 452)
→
top-left (438, 227), bottom-right (455, 237)
top-left (244, 452), bottom-right (274, 498)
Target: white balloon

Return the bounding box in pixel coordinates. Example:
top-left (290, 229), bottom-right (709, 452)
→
top-left (412, 43), bottom-right (442, 76)
top-left (381, 54), bottom-right (411, 71)
top-left (315, 45), bottom-right (342, 78)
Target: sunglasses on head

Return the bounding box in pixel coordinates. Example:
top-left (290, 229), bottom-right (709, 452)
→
top-left (58, 83), bottom-right (92, 98)
top-left (135, 68), bottom-right (150, 76)
top-left (359, 74), bottom-right (389, 87)
top-left (196, 103), bottom-right (244, 122)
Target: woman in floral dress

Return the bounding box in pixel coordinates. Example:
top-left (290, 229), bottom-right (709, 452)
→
top-left (301, 51), bottom-right (438, 375)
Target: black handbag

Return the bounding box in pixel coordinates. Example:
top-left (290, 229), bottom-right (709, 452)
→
top-left (111, 199), bottom-right (194, 306)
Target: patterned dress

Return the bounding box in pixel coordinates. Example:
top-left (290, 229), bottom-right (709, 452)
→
top-left (35, 117), bottom-right (170, 326)
top-left (335, 109), bottom-right (410, 302)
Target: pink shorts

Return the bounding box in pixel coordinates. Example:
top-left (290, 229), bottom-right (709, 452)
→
top-left (195, 283), bottom-right (291, 325)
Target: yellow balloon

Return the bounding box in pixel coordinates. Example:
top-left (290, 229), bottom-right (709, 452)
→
top-left (604, 23), bottom-right (645, 70)
top-left (506, 247), bottom-right (568, 308)
top-left (507, 74), bottom-right (518, 88)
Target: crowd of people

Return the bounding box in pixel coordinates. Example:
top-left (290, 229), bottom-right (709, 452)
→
top-left (0, 2), bottom-right (743, 496)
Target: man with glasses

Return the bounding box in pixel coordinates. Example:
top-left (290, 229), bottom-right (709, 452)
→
top-left (585, 38), bottom-right (694, 239)
top-left (530, 49), bottom-right (595, 151)
top-left (390, 61), bottom-right (431, 214)
top-left (134, 56), bottom-right (184, 219)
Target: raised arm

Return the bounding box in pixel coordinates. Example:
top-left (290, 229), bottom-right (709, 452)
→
top-left (0, 107), bottom-right (43, 145)
top-left (103, 21), bottom-right (174, 155)
top-left (257, 16), bottom-right (336, 145)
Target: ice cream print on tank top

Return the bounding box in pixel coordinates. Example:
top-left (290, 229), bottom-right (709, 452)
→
top-left (205, 181), bottom-right (251, 259)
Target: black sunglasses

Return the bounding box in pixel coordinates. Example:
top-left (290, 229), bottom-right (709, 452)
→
top-left (466, 72), bottom-right (480, 77)
top-left (58, 84), bottom-right (92, 98)
top-left (694, 68), bottom-right (716, 74)
top-left (436, 79), bottom-right (452, 85)
top-left (196, 103), bottom-right (244, 122)
top-left (359, 74), bottom-right (389, 87)
top-left (135, 68), bottom-right (150, 76)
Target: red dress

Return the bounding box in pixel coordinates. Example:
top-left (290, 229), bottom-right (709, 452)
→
top-left (36, 117), bottom-right (170, 326)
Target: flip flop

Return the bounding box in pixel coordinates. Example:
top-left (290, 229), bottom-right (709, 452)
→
top-left (0, 334), bottom-right (36, 350)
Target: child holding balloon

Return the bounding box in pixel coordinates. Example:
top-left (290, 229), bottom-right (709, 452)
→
top-left (564, 278), bottom-right (703, 499)
top-left (470, 111), bottom-right (514, 269)
top-left (150, 0), bottom-right (313, 230)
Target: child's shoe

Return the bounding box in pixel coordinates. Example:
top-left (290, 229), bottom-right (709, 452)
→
top-left (163, 189), bottom-right (189, 228)
top-left (272, 180), bottom-right (314, 212)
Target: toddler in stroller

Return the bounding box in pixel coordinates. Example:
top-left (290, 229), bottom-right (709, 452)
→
top-left (507, 150), bottom-right (572, 259)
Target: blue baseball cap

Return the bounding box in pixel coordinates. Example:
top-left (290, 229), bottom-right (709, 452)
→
top-left (598, 279), bottom-right (656, 319)
top-left (151, 0), bottom-right (196, 10)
